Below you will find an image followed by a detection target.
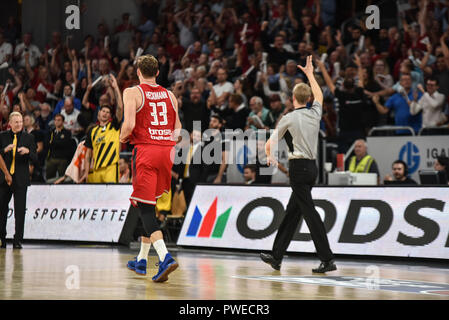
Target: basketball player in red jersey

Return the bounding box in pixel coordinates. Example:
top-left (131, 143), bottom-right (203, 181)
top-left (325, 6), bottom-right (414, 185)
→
top-left (120, 55), bottom-right (181, 282)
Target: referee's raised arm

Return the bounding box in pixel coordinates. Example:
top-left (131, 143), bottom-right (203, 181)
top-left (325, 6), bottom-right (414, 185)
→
top-left (298, 55), bottom-right (323, 106)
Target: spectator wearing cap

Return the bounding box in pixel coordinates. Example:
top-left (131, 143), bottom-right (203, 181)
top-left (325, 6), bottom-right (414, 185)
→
top-left (247, 96), bottom-right (275, 131)
top-left (225, 94), bottom-right (250, 131)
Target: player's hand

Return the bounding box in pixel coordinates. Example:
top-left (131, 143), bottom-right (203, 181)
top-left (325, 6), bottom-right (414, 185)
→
top-left (213, 176), bottom-right (222, 184)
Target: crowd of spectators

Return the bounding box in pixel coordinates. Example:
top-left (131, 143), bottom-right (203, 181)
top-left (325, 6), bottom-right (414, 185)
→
top-left (0, 0), bottom-right (449, 185)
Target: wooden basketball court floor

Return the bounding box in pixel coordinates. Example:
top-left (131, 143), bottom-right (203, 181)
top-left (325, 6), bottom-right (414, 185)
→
top-left (0, 244), bottom-right (448, 300)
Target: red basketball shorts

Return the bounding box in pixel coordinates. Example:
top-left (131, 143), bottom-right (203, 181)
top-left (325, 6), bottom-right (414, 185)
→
top-left (130, 144), bottom-right (174, 207)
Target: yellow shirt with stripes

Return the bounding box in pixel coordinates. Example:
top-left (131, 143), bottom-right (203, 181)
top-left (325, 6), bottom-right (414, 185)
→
top-left (85, 120), bottom-right (120, 183)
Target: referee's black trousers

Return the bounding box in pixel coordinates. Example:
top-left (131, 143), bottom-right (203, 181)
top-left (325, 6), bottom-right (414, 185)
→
top-left (272, 159), bottom-right (334, 262)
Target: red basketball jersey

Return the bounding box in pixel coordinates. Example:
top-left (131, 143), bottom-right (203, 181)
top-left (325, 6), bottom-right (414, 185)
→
top-left (130, 83), bottom-right (177, 146)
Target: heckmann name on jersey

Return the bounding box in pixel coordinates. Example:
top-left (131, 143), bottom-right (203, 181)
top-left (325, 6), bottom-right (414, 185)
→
top-left (146, 91), bottom-right (169, 100)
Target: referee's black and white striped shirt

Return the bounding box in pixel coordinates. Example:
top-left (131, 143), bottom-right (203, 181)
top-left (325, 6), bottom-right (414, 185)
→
top-left (271, 101), bottom-right (322, 160)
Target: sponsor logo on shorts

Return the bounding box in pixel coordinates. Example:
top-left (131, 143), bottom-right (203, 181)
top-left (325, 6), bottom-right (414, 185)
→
top-left (186, 197), bottom-right (232, 238)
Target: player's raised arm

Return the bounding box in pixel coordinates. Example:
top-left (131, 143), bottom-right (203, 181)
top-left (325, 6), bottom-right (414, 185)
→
top-left (298, 55), bottom-right (323, 105)
top-left (120, 87), bottom-right (139, 143)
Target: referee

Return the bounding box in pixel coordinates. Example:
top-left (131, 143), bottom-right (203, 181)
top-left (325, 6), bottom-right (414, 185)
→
top-left (261, 56), bottom-right (336, 273)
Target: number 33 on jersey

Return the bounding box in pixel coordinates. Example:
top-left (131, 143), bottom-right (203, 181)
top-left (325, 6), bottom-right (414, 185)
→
top-left (130, 83), bottom-right (177, 146)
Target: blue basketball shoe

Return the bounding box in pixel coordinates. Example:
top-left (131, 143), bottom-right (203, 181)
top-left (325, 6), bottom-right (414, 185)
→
top-left (127, 257), bottom-right (137, 271)
top-left (134, 259), bottom-right (147, 275)
top-left (152, 253), bottom-right (178, 282)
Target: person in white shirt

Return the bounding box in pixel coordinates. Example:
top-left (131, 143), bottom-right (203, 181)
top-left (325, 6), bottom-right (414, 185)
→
top-left (0, 32), bottom-right (13, 66)
top-left (410, 78), bottom-right (447, 128)
top-left (60, 97), bottom-right (81, 136)
top-left (208, 68), bottom-right (234, 112)
top-left (14, 33), bottom-right (41, 68)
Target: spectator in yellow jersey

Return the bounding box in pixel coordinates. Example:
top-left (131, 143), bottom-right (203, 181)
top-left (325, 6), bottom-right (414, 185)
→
top-left (80, 75), bottom-right (123, 183)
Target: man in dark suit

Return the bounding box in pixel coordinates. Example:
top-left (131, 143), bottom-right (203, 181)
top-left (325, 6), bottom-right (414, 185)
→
top-left (0, 112), bottom-right (37, 249)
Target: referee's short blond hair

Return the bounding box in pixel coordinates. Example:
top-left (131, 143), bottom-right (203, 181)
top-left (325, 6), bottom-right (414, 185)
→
top-left (293, 83), bottom-right (312, 105)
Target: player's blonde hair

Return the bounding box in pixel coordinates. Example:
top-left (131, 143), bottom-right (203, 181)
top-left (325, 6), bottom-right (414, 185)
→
top-left (293, 83), bottom-right (312, 105)
top-left (137, 55), bottom-right (159, 78)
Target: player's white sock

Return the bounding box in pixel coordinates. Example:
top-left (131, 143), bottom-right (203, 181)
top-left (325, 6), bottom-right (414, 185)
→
top-left (137, 241), bottom-right (151, 262)
top-left (153, 239), bottom-right (168, 262)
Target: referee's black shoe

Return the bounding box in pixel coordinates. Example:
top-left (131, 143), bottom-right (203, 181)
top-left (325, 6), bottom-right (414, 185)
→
top-left (312, 260), bottom-right (337, 273)
top-left (13, 242), bottom-right (22, 250)
top-left (260, 253), bottom-right (281, 270)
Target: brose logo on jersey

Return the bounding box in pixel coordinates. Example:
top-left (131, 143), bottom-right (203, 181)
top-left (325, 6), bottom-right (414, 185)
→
top-left (148, 128), bottom-right (173, 140)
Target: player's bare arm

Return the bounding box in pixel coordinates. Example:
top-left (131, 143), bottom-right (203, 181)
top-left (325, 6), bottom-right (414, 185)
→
top-left (168, 90), bottom-right (182, 142)
top-left (120, 86), bottom-right (139, 143)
